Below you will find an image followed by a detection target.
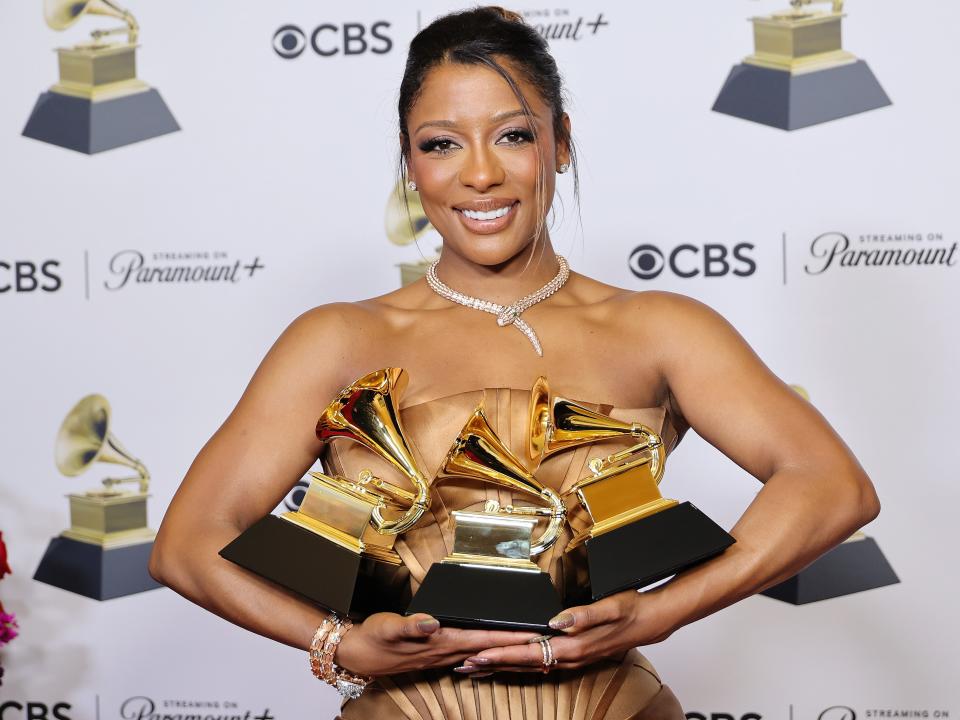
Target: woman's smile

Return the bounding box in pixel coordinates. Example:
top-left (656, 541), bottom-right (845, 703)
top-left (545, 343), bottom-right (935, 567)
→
top-left (453, 198), bottom-right (520, 235)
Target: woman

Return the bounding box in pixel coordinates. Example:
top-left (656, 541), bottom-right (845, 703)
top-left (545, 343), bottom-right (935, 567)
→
top-left (149, 7), bottom-right (880, 719)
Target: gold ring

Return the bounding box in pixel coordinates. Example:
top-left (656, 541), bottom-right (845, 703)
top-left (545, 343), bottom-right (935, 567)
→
top-left (538, 637), bottom-right (557, 673)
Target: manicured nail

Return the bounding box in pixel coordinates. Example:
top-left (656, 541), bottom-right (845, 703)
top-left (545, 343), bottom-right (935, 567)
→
top-left (454, 665), bottom-right (480, 673)
top-left (526, 635), bottom-right (552, 644)
top-left (548, 613), bottom-right (574, 630)
top-left (466, 656), bottom-right (491, 665)
top-left (417, 619), bottom-right (439, 633)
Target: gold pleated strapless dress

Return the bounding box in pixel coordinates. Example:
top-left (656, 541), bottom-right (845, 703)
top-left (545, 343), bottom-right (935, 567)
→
top-left (324, 388), bottom-right (687, 720)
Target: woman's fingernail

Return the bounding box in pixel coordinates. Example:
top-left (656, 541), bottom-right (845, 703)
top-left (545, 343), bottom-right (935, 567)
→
top-left (548, 613), bottom-right (574, 630)
top-left (526, 635), bottom-right (552, 644)
top-left (454, 665), bottom-right (480, 673)
top-left (417, 619), bottom-right (440, 633)
top-left (466, 656), bottom-right (491, 665)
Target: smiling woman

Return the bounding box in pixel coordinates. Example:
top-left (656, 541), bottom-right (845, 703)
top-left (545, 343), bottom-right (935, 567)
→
top-left (149, 6), bottom-right (880, 720)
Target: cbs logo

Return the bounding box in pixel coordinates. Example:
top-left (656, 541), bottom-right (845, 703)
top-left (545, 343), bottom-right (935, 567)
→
top-left (629, 243), bottom-right (756, 280)
top-left (273, 22), bottom-right (392, 59)
top-left (0, 260), bottom-right (62, 293)
top-left (283, 478), bottom-right (309, 511)
top-left (0, 702), bottom-right (72, 720)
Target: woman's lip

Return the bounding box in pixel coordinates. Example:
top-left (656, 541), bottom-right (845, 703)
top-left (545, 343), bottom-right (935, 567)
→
top-left (454, 202), bottom-right (519, 235)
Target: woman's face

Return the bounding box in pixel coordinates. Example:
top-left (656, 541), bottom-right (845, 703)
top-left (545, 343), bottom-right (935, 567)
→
top-left (404, 61), bottom-right (569, 267)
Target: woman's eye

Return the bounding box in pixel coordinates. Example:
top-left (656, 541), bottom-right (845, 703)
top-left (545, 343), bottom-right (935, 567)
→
top-left (498, 129), bottom-right (534, 145)
top-left (418, 138), bottom-right (459, 155)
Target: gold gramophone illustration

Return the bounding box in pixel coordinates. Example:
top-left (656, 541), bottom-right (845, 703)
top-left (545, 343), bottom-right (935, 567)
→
top-left (406, 403), bottom-right (565, 630)
top-left (33, 394), bottom-right (161, 600)
top-left (22, 0), bottom-right (180, 153)
top-left (760, 385), bottom-right (899, 604)
top-left (220, 368), bottom-right (431, 617)
top-left (529, 377), bottom-right (735, 603)
top-left (385, 180), bottom-right (440, 287)
top-left (712, 0), bottom-right (891, 130)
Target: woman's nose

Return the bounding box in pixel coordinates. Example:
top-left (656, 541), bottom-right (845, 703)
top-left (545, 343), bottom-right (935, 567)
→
top-left (458, 146), bottom-right (505, 192)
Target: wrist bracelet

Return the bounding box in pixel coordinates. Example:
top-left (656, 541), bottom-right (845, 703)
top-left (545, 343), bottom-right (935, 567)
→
top-left (308, 613), bottom-right (372, 700)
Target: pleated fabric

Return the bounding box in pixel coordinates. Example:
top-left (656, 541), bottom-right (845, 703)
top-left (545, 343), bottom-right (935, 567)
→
top-left (338, 650), bottom-right (683, 720)
top-left (323, 388), bottom-right (686, 720)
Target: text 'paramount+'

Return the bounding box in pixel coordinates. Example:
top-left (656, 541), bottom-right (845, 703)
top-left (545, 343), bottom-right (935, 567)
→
top-left (104, 251), bottom-right (265, 291)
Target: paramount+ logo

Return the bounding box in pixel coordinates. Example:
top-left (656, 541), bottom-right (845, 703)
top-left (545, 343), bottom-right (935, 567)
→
top-left (629, 243), bottom-right (756, 280)
top-left (272, 21), bottom-right (393, 59)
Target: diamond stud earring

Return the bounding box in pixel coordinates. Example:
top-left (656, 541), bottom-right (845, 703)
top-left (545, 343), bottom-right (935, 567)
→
top-left (406, 180), bottom-right (418, 192)
top-left (558, 163), bottom-right (569, 174)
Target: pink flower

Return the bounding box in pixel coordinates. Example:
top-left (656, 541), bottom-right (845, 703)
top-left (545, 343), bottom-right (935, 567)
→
top-left (0, 532), bottom-right (11, 580)
top-left (0, 612), bottom-right (17, 646)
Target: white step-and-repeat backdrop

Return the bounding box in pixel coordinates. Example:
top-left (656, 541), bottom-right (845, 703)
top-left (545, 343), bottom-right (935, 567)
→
top-left (1, 1), bottom-right (956, 718)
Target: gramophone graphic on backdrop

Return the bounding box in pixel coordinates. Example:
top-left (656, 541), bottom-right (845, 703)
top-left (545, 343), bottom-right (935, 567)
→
top-left (33, 394), bottom-right (161, 600)
top-left (384, 181), bottom-right (439, 287)
top-left (22, 0), bottom-right (179, 153)
top-left (712, 0), bottom-right (891, 129)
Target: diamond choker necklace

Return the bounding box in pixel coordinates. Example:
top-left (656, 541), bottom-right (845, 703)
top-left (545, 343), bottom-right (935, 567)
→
top-left (425, 255), bottom-right (570, 357)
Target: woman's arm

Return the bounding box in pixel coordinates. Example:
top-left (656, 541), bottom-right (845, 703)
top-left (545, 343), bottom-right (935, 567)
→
top-left (149, 305), bottom-right (354, 649)
top-left (468, 291), bottom-right (880, 671)
top-left (150, 303), bottom-right (539, 675)
top-left (638, 292), bottom-right (880, 632)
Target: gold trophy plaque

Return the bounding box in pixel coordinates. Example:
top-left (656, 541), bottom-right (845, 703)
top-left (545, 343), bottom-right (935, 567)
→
top-left (220, 368), bottom-right (430, 618)
top-left (712, 0), bottom-right (891, 130)
top-left (406, 403), bottom-right (565, 631)
top-left (529, 377), bottom-right (735, 603)
top-left (33, 394), bottom-right (162, 600)
top-left (23, 0), bottom-right (180, 153)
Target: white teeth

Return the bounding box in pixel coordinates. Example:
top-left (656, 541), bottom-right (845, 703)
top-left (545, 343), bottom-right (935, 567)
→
top-left (460, 204), bottom-right (514, 221)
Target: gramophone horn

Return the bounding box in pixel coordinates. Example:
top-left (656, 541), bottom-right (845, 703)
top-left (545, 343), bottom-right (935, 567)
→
top-left (317, 368), bottom-right (430, 535)
top-left (437, 403), bottom-right (566, 557)
top-left (54, 394), bottom-right (149, 481)
top-left (528, 376), bottom-right (664, 472)
top-left (385, 180), bottom-right (432, 246)
top-left (44, 0), bottom-right (139, 43)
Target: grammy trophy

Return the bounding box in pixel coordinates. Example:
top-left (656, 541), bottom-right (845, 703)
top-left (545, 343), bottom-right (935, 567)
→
top-left (220, 369), bottom-right (430, 618)
top-left (406, 403), bottom-right (565, 631)
top-left (529, 377), bottom-right (735, 603)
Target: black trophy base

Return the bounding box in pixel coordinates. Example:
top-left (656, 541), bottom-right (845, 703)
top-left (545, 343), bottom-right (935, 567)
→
top-left (565, 501), bottom-right (736, 604)
top-left (22, 88), bottom-right (180, 154)
top-left (219, 515), bottom-right (410, 619)
top-left (33, 536), bottom-right (162, 601)
top-left (761, 535), bottom-right (899, 605)
top-left (406, 562), bottom-right (564, 632)
top-left (712, 60), bottom-right (891, 130)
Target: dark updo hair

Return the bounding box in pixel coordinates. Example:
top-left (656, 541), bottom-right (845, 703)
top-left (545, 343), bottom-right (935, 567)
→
top-left (397, 6), bottom-right (579, 257)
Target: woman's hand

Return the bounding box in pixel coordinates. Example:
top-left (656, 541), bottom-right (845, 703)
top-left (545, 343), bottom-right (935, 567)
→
top-left (457, 590), bottom-right (673, 674)
top-left (334, 612), bottom-right (541, 677)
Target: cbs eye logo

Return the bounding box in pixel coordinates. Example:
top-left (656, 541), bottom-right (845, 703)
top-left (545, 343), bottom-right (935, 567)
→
top-left (272, 22), bottom-right (393, 59)
top-left (283, 478), bottom-right (309, 511)
top-left (629, 243), bottom-right (756, 280)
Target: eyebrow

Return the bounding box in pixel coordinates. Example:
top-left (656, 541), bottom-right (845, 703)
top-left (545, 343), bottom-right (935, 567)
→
top-left (414, 109), bottom-right (539, 135)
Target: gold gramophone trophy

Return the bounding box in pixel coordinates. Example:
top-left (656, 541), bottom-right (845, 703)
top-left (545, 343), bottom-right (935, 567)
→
top-left (22, 0), bottom-right (180, 154)
top-left (33, 394), bottom-right (161, 600)
top-left (760, 386), bottom-right (899, 603)
top-left (406, 403), bottom-right (565, 630)
top-left (712, 0), bottom-right (890, 130)
top-left (220, 368), bottom-right (431, 618)
top-left (384, 181), bottom-right (440, 287)
top-left (529, 377), bottom-right (735, 603)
